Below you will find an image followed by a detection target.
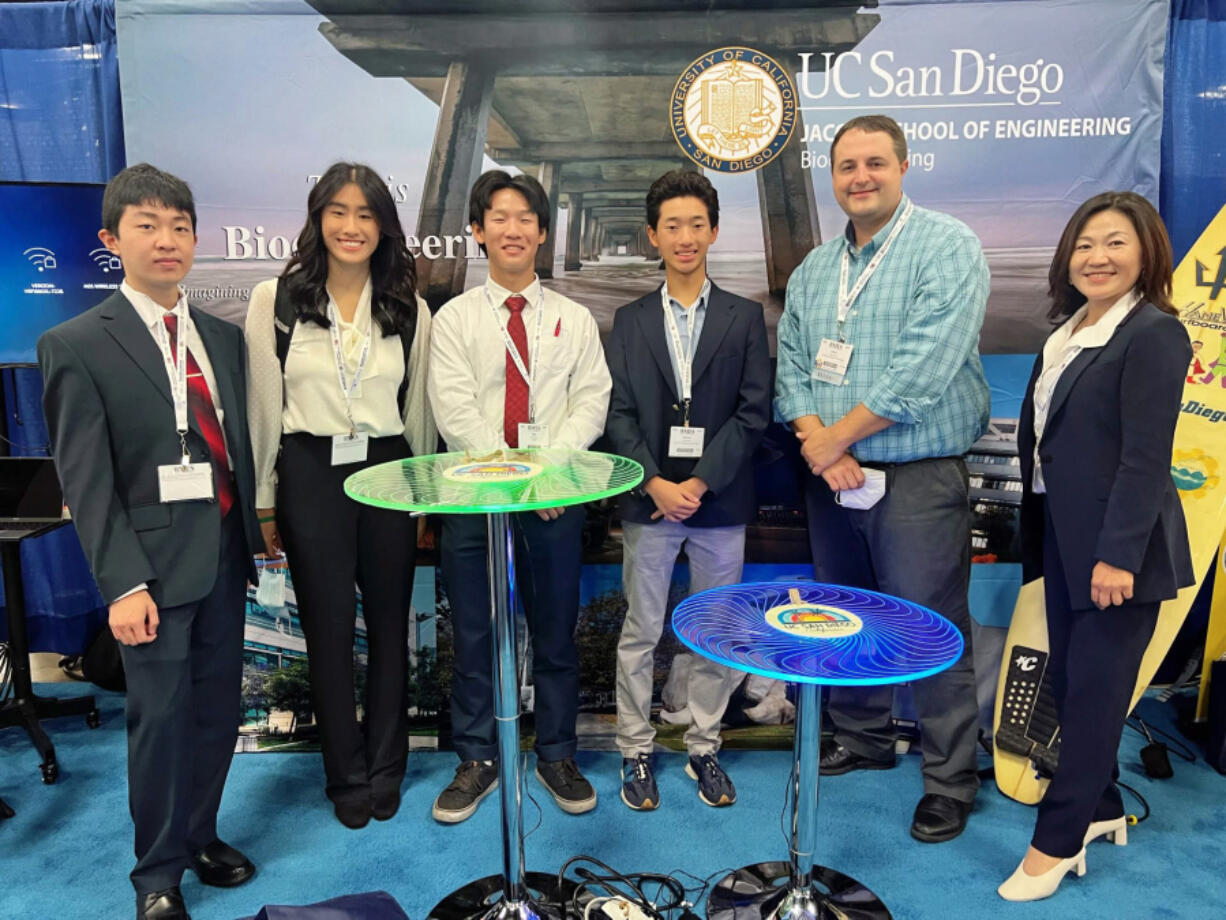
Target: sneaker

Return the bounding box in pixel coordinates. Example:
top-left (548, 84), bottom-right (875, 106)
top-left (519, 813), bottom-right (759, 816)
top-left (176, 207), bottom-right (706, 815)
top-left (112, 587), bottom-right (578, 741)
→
top-left (432, 760), bottom-right (498, 823)
top-left (535, 757), bottom-right (597, 814)
top-left (620, 753), bottom-right (660, 811)
top-left (685, 753), bottom-right (736, 807)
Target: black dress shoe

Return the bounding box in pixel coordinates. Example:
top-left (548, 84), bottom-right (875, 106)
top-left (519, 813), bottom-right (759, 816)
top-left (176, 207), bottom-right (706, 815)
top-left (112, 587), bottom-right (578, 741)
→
top-left (910, 792), bottom-right (973, 843)
top-left (334, 795), bottom-right (372, 829)
top-left (137, 886), bottom-right (190, 920)
top-left (372, 787), bottom-right (401, 821)
top-left (189, 839), bottom-right (256, 887)
top-left (819, 739), bottom-right (896, 776)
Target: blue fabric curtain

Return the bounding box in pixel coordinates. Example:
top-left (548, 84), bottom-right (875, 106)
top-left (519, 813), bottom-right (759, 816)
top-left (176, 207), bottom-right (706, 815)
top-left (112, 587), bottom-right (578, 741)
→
top-left (0, 0), bottom-right (125, 182)
top-left (0, 0), bottom-right (124, 652)
top-left (1161, 0), bottom-right (1226, 262)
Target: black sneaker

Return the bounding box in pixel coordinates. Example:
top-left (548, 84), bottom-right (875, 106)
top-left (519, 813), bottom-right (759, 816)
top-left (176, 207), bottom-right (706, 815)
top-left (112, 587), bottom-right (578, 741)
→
top-left (432, 760), bottom-right (498, 824)
top-left (535, 757), bottom-right (597, 814)
top-left (620, 753), bottom-right (660, 811)
top-left (685, 753), bottom-right (736, 807)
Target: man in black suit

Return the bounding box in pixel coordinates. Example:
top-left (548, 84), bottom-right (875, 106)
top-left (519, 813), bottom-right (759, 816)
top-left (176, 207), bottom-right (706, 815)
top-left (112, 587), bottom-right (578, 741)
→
top-left (38, 165), bottom-right (262, 920)
top-left (604, 170), bottom-right (771, 811)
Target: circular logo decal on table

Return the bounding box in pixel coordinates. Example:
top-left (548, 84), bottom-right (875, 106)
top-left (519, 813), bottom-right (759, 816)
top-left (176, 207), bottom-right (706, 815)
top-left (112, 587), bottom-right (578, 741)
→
top-left (442, 460), bottom-right (543, 483)
top-left (671, 47), bottom-right (797, 173)
top-left (763, 602), bottom-right (864, 639)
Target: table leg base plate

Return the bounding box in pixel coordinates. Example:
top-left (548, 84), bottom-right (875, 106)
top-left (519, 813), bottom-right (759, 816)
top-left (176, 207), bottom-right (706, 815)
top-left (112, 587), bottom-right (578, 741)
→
top-left (429, 871), bottom-right (576, 920)
top-left (706, 861), bottom-right (892, 920)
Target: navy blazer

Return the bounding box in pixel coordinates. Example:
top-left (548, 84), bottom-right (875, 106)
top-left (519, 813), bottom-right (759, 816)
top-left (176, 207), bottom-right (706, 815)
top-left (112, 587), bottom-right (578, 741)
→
top-left (38, 291), bottom-right (262, 607)
top-left (604, 282), bottom-right (771, 527)
top-left (1018, 301), bottom-right (1194, 610)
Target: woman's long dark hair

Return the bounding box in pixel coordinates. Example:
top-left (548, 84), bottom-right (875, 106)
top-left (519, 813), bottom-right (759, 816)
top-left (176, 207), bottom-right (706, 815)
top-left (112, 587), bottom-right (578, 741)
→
top-left (281, 162), bottom-right (417, 335)
top-left (1047, 191), bottom-right (1176, 321)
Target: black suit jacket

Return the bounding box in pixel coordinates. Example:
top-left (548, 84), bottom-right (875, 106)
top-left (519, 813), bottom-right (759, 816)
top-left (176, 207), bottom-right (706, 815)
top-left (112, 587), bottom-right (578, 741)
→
top-left (1018, 301), bottom-right (1194, 609)
top-left (37, 291), bottom-right (261, 608)
top-left (604, 282), bottom-right (771, 526)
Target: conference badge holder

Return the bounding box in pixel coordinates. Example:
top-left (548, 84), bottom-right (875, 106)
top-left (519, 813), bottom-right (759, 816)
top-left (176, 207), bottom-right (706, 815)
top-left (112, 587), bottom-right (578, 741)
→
top-left (331, 431), bottom-right (370, 466)
top-left (518, 422), bottom-right (549, 449)
top-left (158, 460), bottom-right (214, 503)
top-left (813, 339), bottom-right (853, 385)
top-left (668, 425), bottom-right (705, 458)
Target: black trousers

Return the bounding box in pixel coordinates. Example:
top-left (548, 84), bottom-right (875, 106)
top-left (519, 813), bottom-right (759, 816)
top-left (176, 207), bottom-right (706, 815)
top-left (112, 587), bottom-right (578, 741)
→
top-left (277, 433), bottom-right (417, 805)
top-left (441, 507), bottom-right (585, 763)
top-left (804, 458), bottom-right (980, 801)
top-left (119, 510), bottom-right (246, 896)
top-left (1032, 501), bottom-right (1159, 857)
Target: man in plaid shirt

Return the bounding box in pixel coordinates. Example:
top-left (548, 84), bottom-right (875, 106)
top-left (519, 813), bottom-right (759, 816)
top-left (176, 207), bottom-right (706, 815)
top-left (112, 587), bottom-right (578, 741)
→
top-left (775, 114), bottom-right (990, 844)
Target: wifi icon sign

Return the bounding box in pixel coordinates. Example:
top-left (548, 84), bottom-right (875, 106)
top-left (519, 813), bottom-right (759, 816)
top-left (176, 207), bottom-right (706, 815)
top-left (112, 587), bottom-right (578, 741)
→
top-left (90, 248), bottom-right (122, 273)
top-left (24, 247), bottom-right (58, 272)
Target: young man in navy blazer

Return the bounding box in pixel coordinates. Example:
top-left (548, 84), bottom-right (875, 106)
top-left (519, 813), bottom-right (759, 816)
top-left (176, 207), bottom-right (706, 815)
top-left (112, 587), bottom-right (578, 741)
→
top-left (38, 165), bottom-right (262, 920)
top-left (604, 170), bottom-right (771, 810)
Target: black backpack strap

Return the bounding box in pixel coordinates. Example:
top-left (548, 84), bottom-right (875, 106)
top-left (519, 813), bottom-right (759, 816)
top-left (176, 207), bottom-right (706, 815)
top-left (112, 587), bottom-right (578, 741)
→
top-left (273, 278), bottom-right (296, 375)
top-left (395, 304), bottom-right (417, 415)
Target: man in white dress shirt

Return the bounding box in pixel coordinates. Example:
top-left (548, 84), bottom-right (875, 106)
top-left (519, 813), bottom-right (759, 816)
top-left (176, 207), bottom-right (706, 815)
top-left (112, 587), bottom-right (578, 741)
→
top-left (427, 170), bottom-right (611, 822)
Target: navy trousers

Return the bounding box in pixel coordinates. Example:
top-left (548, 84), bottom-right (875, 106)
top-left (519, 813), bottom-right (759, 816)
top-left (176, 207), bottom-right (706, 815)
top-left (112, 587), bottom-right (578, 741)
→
top-left (1032, 503), bottom-right (1159, 857)
top-left (441, 507), bottom-right (586, 763)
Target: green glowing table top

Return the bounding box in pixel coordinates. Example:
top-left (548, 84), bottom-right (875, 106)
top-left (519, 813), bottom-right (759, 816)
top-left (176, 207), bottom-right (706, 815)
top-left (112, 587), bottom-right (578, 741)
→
top-left (343, 449), bottom-right (644, 515)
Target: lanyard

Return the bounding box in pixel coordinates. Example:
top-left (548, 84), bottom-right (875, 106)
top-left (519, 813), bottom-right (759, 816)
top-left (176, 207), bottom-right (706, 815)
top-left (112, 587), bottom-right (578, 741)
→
top-left (836, 199), bottom-right (914, 337)
top-left (661, 279), bottom-right (709, 425)
top-left (326, 300), bottom-right (373, 436)
top-left (484, 283), bottom-right (545, 422)
top-left (151, 301), bottom-right (192, 464)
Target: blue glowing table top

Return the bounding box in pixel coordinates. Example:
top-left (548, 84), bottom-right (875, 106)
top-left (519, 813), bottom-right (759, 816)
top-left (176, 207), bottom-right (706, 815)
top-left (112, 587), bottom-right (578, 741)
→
top-left (672, 582), bottom-right (963, 687)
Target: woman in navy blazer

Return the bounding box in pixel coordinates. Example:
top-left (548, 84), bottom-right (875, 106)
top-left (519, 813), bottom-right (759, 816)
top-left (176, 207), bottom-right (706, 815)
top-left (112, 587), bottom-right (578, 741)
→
top-left (1000, 192), bottom-right (1194, 901)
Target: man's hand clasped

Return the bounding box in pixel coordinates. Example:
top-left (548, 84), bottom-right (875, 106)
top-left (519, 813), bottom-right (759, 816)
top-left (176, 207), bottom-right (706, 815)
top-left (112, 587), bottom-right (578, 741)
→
top-left (110, 589), bottom-right (159, 646)
top-left (796, 428), bottom-right (866, 492)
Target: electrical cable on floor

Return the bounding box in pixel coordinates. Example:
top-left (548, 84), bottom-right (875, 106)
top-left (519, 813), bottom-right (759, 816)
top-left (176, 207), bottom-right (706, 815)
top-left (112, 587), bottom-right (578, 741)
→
top-left (554, 855), bottom-right (713, 920)
top-left (1115, 780), bottom-right (1151, 825)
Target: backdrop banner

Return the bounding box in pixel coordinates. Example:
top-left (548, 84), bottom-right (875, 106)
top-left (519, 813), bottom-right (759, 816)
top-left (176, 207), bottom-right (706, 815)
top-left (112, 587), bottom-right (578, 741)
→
top-left (115, 0), bottom-right (1168, 749)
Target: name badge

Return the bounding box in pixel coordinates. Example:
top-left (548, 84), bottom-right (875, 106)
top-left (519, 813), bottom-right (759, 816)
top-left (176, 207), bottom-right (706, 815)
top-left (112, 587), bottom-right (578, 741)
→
top-left (331, 432), bottom-right (370, 466)
top-left (668, 425), bottom-right (705, 458)
top-left (813, 338), bottom-right (854, 385)
top-left (158, 462), bottom-right (214, 503)
top-left (518, 422), bottom-right (549, 449)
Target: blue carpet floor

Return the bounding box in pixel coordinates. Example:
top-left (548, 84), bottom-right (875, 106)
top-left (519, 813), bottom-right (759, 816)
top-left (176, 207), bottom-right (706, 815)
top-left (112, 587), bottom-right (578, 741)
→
top-left (2, 684), bottom-right (1223, 920)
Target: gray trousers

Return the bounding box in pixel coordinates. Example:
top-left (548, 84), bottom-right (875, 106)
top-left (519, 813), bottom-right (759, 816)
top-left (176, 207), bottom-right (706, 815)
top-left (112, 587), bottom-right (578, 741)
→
top-left (616, 520), bottom-right (745, 757)
top-left (804, 458), bottom-right (980, 803)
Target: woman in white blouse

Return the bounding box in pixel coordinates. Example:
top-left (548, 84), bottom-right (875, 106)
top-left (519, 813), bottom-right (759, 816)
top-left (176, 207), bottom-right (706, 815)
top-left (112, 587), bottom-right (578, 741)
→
top-left (1004, 192), bottom-right (1193, 900)
top-left (245, 162), bottom-right (435, 829)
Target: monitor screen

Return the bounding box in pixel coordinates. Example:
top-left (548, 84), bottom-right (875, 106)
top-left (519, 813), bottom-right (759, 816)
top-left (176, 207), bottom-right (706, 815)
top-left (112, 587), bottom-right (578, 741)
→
top-left (0, 181), bottom-right (117, 364)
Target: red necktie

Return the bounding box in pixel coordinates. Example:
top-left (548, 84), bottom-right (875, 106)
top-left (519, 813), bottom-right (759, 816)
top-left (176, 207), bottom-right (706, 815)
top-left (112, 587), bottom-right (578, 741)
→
top-left (503, 294), bottom-right (530, 448)
top-left (164, 314), bottom-right (236, 517)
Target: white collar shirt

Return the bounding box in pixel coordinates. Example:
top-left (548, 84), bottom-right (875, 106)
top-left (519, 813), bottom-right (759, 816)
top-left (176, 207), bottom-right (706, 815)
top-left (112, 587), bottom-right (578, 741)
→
top-left (1031, 290), bottom-right (1141, 492)
top-left (121, 280), bottom-right (228, 458)
top-left (427, 276), bottom-right (611, 453)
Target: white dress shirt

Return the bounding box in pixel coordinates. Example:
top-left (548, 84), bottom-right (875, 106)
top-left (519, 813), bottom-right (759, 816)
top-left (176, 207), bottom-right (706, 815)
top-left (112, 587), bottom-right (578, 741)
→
top-left (428, 276), bottom-right (611, 453)
top-left (117, 281), bottom-right (230, 603)
top-left (1032, 290), bottom-right (1141, 492)
top-left (245, 277), bottom-right (437, 508)
top-left (121, 281), bottom-right (229, 459)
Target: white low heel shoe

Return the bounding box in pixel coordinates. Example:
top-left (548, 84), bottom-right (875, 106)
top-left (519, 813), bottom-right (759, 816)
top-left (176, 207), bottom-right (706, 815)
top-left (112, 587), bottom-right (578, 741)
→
top-left (1084, 816), bottom-right (1128, 846)
top-left (997, 848), bottom-right (1088, 902)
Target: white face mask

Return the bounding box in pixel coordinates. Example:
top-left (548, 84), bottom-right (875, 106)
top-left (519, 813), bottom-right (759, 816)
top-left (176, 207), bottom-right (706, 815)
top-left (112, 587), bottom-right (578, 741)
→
top-left (833, 467), bottom-right (887, 510)
top-left (255, 567), bottom-right (287, 609)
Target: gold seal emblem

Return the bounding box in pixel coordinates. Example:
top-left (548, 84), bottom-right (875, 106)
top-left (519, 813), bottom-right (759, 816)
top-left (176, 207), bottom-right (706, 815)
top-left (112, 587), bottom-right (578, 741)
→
top-left (672, 47), bottom-right (797, 173)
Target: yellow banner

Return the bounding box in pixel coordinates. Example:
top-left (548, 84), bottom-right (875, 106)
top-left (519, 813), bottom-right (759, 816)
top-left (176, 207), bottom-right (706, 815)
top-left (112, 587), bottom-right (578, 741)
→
top-left (1184, 203), bottom-right (1226, 718)
top-left (1154, 201), bottom-right (1226, 715)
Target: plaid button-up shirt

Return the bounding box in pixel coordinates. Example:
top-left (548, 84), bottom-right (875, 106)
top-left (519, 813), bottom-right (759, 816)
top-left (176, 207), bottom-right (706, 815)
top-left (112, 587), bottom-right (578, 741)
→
top-left (775, 195), bottom-right (991, 463)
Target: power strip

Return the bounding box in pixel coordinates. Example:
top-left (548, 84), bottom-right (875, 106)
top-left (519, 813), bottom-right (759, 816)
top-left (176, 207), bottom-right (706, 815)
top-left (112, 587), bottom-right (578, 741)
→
top-left (587, 897), bottom-right (653, 920)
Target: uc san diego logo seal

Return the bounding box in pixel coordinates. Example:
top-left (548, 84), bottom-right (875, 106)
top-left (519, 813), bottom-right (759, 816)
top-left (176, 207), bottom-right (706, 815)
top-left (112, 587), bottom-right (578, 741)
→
top-left (672, 47), bottom-right (797, 173)
top-left (763, 601), bottom-right (863, 640)
top-left (442, 460), bottom-right (542, 483)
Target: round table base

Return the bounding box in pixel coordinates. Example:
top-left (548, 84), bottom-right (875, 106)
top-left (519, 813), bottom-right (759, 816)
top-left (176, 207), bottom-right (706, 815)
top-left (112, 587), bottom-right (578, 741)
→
top-left (429, 872), bottom-right (576, 920)
top-left (706, 862), bottom-right (892, 920)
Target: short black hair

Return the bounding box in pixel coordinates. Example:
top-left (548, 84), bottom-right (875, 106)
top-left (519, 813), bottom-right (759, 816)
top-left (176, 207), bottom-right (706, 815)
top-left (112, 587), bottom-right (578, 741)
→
top-left (645, 170), bottom-right (719, 229)
top-left (102, 163), bottom-right (197, 234)
top-left (468, 170), bottom-right (551, 247)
